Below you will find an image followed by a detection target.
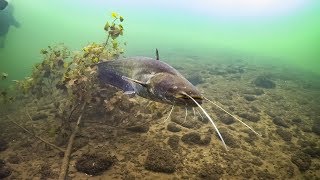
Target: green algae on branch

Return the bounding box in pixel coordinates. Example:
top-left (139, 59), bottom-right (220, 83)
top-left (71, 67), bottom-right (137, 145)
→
top-left (103, 12), bottom-right (125, 57)
top-left (11, 12), bottom-right (126, 101)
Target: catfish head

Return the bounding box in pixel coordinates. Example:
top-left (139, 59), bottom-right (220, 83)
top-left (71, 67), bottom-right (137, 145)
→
top-left (147, 72), bottom-right (203, 107)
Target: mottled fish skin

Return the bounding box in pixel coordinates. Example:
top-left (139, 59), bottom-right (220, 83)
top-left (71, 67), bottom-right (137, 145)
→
top-left (98, 57), bottom-right (202, 107)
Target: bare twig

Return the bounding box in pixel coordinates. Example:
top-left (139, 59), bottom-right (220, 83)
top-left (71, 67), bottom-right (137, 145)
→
top-left (7, 115), bottom-right (65, 152)
top-left (58, 102), bottom-right (86, 180)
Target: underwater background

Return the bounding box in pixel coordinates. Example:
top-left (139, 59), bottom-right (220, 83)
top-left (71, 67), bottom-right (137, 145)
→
top-left (1, 0), bottom-right (320, 85)
top-left (1, 0), bottom-right (320, 179)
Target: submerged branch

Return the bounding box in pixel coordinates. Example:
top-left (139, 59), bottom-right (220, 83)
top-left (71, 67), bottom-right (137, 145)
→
top-left (58, 102), bottom-right (86, 180)
top-left (7, 115), bottom-right (65, 152)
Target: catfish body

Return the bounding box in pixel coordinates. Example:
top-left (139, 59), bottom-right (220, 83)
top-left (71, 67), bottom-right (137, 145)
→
top-left (98, 57), bottom-right (202, 107)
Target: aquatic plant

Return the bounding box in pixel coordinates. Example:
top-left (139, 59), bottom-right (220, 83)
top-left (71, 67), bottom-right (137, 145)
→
top-left (103, 12), bottom-right (125, 59)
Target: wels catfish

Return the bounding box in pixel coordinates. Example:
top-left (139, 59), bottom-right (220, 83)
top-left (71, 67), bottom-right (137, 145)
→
top-left (98, 54), bottom-right (261, 151)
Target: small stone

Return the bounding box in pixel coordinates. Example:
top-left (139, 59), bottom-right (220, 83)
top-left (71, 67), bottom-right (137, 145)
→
top-left (32, 113), bottom-right (48, 121)
top-left (145, 147), bottom-right (177, 173)
top-left (168, 135), bottom-right (180, 150)
top-left (216, 129), bottom-right (239, 148)
top-left (253, 76), bottom-right (276, 89)
top-left (167, 123), bottom-right (181, 132)
top-left (219, 114), bottom-right (235, 125)
top-left (198, 163), bottom-right (224, 179)
top-left (276, 128), bottom-right (292, 141)
top-left (75, 154), bottom-right (114, 176)
top-left (238, 113), bottom-right (260, 122)
top-left (126, 125), bottom-right (149, 133)
top-left (303, 147), bottom-right (320, 158)
top-left (272, 117), bottom-right (289, 128)
top-left (291, 152), bottom-right (311, 172)
top-left (244, 95), bottom-right (256, 101)
top-left (181, 132), bottom-right (200, 145)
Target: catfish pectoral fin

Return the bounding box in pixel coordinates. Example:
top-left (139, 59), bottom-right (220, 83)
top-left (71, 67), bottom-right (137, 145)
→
top-left (122, 76), bottom-right (148, 87)
top-left (124, 91), bottom-right (136, 98)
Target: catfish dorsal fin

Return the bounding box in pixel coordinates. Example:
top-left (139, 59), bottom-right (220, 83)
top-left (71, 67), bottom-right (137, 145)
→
top-left (156, 48), bottom-right (159, 60)
top-left (122, 76), bottom-right (148, 87)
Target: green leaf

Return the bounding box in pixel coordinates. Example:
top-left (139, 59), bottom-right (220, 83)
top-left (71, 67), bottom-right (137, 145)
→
top-left (104, 22), bottom-right (109, 31)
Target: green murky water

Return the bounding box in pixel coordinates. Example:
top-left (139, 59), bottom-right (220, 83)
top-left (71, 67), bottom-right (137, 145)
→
top-left (1, 0), bottom-right (319, 86)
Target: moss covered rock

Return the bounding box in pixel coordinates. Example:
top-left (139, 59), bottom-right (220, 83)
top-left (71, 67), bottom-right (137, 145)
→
top-left (75, 154), bottom-right (114, 176)
top-left (144, 147), bottom-right (177, 173)
top-left (291, 152), bottom-right (311, 172)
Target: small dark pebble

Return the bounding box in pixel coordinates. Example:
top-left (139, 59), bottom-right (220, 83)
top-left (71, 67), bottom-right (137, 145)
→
top-left (167, 123), bottom-right (181, 132)
top-left (291, 152), bottom-right (311, 172)
top-left (238, 113), bottom-right (260, 122)
top-left (32, 113), bottom-right (48, 121)
top-left (272, 117), bottom-right (289, 128)
top-left (253, 76), bottom-right (276, 89)
top-left (244, 95), bottom-right (256, 101)
top-left (276, 128), bottom-right (292, 142)
top-left (167, 135), bottom-right (180, 150)
top-left (145, 147), bottom-right (177, 173)
top-left (303, 147), bottom-right (320, 158)
top-left (75, 154), bottom-right (114, 176)
top-left (126, 125), bottom-right (149, 133)
top-left (0, 139), bottom-right (8, 151)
